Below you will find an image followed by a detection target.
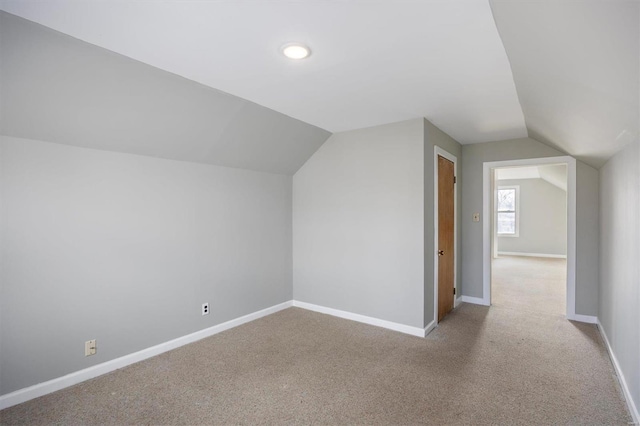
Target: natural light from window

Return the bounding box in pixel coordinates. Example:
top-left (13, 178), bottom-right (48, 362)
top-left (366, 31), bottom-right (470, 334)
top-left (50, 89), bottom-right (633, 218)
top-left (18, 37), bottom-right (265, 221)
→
top-left (497, 187), bottom-right (519, 236)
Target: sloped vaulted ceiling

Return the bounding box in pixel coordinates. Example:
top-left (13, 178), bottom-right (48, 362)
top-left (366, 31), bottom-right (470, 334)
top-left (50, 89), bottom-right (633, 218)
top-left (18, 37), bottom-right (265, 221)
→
top-left (0, 12), bottom-right (331, 175)
top-left (0, 1), bottom-right (528, 156)
top-left (491, 0), bottom-right (639, 168)
top-left (1, 1), bottom-right (638, 170)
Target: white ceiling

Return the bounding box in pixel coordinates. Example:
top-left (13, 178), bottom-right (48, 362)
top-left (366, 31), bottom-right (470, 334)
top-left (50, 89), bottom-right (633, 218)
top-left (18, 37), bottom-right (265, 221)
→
top-left (0, 0), bottom-right (528, 145)
top-left (496, 166), bottom-right (541, 181)
top-left (496, 164), bottom-right (567, 191)
top-left (1, 1), bottom-right (637, 169)
top-left (0, 12), bottom-right (331, 175)
top-left (491, 0), bottom-right (639, 167)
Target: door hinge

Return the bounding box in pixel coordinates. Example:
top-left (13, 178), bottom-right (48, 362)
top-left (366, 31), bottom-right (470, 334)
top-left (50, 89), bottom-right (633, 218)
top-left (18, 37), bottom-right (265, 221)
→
top-left (453, 288), bottom-right (456, 295)
top-left (453, 176), bottom-right (457, 184)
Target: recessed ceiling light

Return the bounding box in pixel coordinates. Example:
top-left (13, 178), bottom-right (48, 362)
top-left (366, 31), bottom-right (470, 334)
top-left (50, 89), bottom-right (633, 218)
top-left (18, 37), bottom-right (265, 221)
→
top-left (281, 43), bottom-right (311, 60)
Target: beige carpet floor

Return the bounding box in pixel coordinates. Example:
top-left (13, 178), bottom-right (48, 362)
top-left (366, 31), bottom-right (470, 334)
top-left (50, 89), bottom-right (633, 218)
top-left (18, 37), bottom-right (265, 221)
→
top-left (492, 255), bottom-right (567, 317)
top-left (1, 257), bottom-right (631, 425)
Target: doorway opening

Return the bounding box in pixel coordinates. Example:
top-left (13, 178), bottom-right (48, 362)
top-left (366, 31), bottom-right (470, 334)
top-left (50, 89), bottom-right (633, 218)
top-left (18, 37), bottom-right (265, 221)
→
top-left (492, 164), bottom-right (567, 315)
top-left (482, 156), bottom-right (579, 319)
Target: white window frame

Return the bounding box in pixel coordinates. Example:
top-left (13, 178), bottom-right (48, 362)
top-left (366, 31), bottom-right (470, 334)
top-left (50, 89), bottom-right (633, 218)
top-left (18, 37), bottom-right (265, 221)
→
top-left (496, 185), bottom-right (520, 237)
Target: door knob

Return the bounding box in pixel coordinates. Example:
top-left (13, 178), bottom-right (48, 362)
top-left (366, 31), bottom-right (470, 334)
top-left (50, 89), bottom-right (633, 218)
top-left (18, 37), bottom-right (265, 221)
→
top-left (438, 250), bottom-right (444, 256)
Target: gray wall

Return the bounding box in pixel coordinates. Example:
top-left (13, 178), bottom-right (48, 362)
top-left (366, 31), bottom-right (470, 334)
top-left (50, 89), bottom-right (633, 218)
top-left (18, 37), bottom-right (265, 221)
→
top-left (293, 119), bottom-right (424, 328)
top-left (0, 136), bottom-right (293, 395)
top-left (575, 162), bottom-right (599, 315)
top-left (461, 138), bottom-right (599, 315)
top-left (599, 140), bottom-right (640, 415)
top-left (496, 178), bottom-right (567, 256)
top-left (423, 119), bottom-right (463, 326)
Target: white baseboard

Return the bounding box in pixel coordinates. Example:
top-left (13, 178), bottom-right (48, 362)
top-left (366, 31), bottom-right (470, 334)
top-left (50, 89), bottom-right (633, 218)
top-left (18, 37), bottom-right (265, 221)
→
top-left (0, 300), bottom-right (293, 411)
top-left (454, 296), bottom-right (463, 308)
top-left (292, 300), bottom-right (425, 338)
top-left (4, 300), bottom-right (627, 422)
top-left (497, 251), bottom-right (567, 259)
top-left (597, 319), bottom-right (639, 425)
top-left (567, 313), bottom-right (598, 324)
top-left (424, 320), bottom-right (436, 336)
top-left (460, 295), bottom-right (490, 306)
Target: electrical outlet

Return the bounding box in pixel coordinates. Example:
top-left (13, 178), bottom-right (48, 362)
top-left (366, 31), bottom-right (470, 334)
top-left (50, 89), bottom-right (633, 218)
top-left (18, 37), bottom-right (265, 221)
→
top-left (85, 339), bottom-right (96, 356)
top-left (202, 302), bottom-right (209, 316)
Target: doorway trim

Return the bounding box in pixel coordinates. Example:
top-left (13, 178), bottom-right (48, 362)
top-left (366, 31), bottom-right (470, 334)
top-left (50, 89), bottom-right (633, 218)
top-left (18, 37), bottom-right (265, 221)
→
top-left (434, 146), bottom-right (458, 325)
top-left (482, 156), bottom-right (577, 318)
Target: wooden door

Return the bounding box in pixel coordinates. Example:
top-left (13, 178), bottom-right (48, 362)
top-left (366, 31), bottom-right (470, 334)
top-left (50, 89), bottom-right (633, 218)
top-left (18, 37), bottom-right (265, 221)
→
top-left (438, 155), bottom-right (455, 322)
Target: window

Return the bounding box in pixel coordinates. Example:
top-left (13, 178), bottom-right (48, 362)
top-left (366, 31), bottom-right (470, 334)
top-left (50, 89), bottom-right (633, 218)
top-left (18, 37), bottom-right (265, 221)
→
top-left (497, 186), bottom-right (519, 236)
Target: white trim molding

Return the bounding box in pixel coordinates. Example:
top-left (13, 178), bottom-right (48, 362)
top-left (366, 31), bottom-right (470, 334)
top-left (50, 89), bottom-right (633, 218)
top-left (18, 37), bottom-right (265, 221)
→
top-left (460, 295), bottom-right (489, 306)
top-left (567, 313), bottom-right (597, 324)
top-left (433, 146), bottom-right (458, 326)
top-left (0, 300), bottom-right (293, 410)
top-left (497, 251), bottom-right (567, 259)
top-left (597, 319), bottom-right (640, 424)
top-left (293, 300), bottom-right (426, 338)
top-left (424, 320), bottom-right (437, 336)
top-left (0, 300), bottom-right (432, 410)
top-left (483, 156), bottom-right (576, 315)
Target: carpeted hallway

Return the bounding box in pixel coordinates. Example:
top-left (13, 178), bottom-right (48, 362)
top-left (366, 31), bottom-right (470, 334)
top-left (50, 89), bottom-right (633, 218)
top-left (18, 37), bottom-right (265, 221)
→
top-left (1, 257), bottom-right (631, 425)
top-left (492, 255), bottom-right (567, 317)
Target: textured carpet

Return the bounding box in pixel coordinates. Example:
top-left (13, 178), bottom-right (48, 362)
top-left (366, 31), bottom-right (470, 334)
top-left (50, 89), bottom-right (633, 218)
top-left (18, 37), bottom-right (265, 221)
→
top-left (1, 258), bottom-right (631, 425)
top-left (492, 255), bottom-right (567, 316)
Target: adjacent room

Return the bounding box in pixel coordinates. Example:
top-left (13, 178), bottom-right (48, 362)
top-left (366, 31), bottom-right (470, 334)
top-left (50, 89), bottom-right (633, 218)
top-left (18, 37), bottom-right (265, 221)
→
top-left (491, 164), bottom-right (569, 316)
top-left (1, 1), bottom-right (638, 424)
